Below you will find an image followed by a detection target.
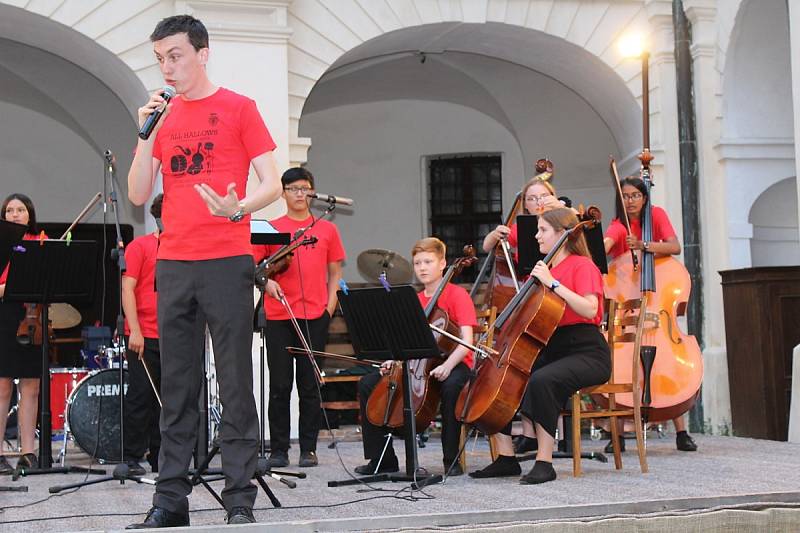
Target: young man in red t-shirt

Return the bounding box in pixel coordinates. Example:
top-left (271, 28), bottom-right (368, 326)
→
top-left (126, 15), bottom-right (282, 528)
top-left (355, 237), bottom-right (478, 477)
top-left (122, 194), bottom-right (163, 477)
top-left (253, 167), bottom-right (345, 469)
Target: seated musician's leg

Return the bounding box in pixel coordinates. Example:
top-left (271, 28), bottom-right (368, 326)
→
top-left (468, 424), bottom-right (521, 478)
top-left (355, 370), bottom-right (398, 474)
top-left (439, 363), bottom-right (469, 474)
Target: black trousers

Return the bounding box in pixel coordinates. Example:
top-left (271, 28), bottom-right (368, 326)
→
top-left (359, 362), bottom-right (470, 465)
top-left (123, 336), bottom-right (161, 462)
top-left (265, 312), bottom-right (329, 454)
top-left (154, 256), bottom-right (259, 514)
top-left (518, 324), bottom-right (611, 438)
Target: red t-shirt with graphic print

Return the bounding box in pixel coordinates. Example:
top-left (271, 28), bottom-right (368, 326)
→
top-left (417, 283), bottom-right (479, 368)
top-left (253, 215), bottom-right (345, 321)
top-left (123, 233), bottom-right (159, 338)
top-left (153, 88), bottom-right (276, 260)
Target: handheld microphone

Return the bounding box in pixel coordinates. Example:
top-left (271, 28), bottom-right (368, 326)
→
top-left (138, 86), bottom-right (176, 140)
top-left (308, 192), bottom-right (354, 206)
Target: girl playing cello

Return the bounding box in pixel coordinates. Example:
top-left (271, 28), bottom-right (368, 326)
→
top-left (470, 208), bottom-right (610, 484)
top-left (602, 175), bottom-right (698, 453)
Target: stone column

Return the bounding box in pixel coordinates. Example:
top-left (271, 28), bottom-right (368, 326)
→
top-left (685, 0), bottom-right (732, 435)
top-left (788, 0), bottom-right (800, 243)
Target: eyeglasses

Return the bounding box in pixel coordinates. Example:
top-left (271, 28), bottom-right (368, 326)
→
top-left (525, 194), bottom-right (551, 202)
top-left (284, 186), bottom-right (313, 194)
top-left (622, 192), bottom-right (644, 201)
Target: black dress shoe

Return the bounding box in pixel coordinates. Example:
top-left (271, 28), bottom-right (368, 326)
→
top-left (512, 435), bottom-right (538, 454)
top-left (126, 506), bottom-right (189, 529)
top-left (354, 455), bottom-right (399, 475)
top-left (604, 436), bottom-right (626, 454)
top-left (676, 431), bottom-right (698, 452)
top-left (444, 462), bottom-right (464, 477)
top-left (469, 455), bottom-right (521, 478)
top-left (226, 506), bottom-right (256, 525)
top-left (298, 450), bottom-right (318, 467)
top-left (267, 451), bottom-right (289, 468)
top-left (125, 460), bottom-right (147, 477)
top-left (520, 460), bottom-right (557, 485)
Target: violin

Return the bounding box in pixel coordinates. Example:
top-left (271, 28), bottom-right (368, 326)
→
top-left (365, 246), bottom-right (477, 430)
top-left (254, 236), bottom-right (318, 286)
top-left (603, 150), bottom-right (703, 422)
top-left (16, 303), bottom-right (53, 346)
top-left (456, 214), bottom-right (600, 435)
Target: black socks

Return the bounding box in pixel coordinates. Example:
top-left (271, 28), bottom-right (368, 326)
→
top-left (468, 455), bottom-right (521, 478)
top-left (520, 460), bottom-right (556, 484)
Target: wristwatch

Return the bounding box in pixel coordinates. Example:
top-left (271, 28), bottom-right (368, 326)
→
top-left (229, 201), bottom-right (246, 223)
top-left (642, 241), bottom-right (650, 251)
top-left (550, 280), bottom-right (561, 291)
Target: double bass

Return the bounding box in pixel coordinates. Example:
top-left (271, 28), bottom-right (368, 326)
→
top-left (365, 247), bottom-right (477, 429)
top-left (604, 153), bottom-right (703, 422)
top-left (457, 215), bottom-right (600, 435)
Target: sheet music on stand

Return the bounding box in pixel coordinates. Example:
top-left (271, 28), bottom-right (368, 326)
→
top-left (330, 284), bottom-right (442, 489)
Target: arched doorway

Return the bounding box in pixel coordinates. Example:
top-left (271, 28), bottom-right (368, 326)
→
top-left (297, 22), bottom-right (641, 281)
top-left (0, 3), bottom-right (148, 227)
top-left (721, 0), bottom-right (796, 268)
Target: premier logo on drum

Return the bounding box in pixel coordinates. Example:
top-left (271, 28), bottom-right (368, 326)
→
top-left (87, 383), bottom-right (129, 397)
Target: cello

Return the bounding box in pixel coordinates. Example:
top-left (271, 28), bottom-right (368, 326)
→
top-left (456, 214), bottom-right (600, 435)
top-left (603, 151), bottom-right (703, 422)
top-left (365, 246), bottom-right (477, 430)
top-left (471, 159), bottom-right (554, 312)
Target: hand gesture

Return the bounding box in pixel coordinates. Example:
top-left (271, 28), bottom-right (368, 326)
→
top-left (128, 331), bottom-right (145, 360)
top-left (194, 182), bottom-right (240, 218)
top-left (379, 360), bottom-right (394, 376)
top-left (625, 235), bottom-right (642, 250)
top-left (429, 363), bottom-right (452, 382)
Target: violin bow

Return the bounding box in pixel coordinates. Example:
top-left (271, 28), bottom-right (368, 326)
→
top-left (59, 192), bottom-right (103, 239)
top-left (277, 294), bottom-right (323, 383)
top-left (609, 157), bottom-right (639, 271)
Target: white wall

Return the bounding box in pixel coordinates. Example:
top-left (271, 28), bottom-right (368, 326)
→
top-left (301, 99), bottom-right (525, 281)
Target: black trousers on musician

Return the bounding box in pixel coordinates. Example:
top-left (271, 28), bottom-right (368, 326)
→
top-left (516, 324), bottom-right (611, 439)
top-left (154, 256), bottom-right (259, 514)
top-left (359, 362), bottom-right (470, 466)
top-left (264, 311), bottom-right (330, 455)
top-left (123, 336), bottom-right (161, 463)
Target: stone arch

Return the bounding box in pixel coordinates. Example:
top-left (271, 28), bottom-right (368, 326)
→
top-left (287, 0), bottom-right (655, 167)
top-left (0, 2), bottom-right (152, 225)
top-left (719, 0), bottom-right (794, 268)
top-left (749, 177), bottom-right (800, 267)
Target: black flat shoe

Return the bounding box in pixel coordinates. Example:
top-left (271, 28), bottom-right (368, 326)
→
top-left (267, 451), bottom-right (289, 468)
top-left (16, 453), bottom-right (38, 470)
top-left (604, 436), bottom-right (626, 454)
top-left (226, 506), bottom-right (256, 524)
top-left (126, 506), bottom-right (189, 529)
top-left (676, 431), bottom-right (698, 452)
top-left (520, 460), bottom-right (557, 485)
top-left (469, 455), bottom-right (521, 478)
top-left (512, 435), bottom-right (538, 454)
top-left (354, 455), bottom-right (399, 475)
top-left (444, 462), bottom-right (464, 477)
top-left (298, 451), bottom-right (318, 467)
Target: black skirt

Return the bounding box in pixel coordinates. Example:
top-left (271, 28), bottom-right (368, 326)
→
top-left (518, 323), bottom-right (611, 438)
top-left (0, 301), bottom-right (43, 379)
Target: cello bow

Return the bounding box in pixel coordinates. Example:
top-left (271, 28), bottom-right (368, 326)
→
top-left (609, 157), bottom-right (638, 271)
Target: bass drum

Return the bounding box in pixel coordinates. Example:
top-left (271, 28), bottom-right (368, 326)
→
top-left (66, 368), bottom-right (129, 462)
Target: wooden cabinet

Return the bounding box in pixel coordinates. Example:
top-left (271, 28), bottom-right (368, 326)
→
top-left (720, 267), bottom-right (800, 440)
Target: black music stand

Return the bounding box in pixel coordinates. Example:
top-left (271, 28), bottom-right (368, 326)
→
top-left (4, 239), bottom-right (104, 476)
top-left (328, 285), bottom-right (442, 489)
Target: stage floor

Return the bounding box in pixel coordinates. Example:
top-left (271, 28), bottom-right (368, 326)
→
top-left (1, 431), bottom-right (799, 532)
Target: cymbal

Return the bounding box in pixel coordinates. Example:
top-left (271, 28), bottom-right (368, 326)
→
top-left (357, 248), bottom-right (413, 285)
top-left (49, 303), bottom-right (82, 329)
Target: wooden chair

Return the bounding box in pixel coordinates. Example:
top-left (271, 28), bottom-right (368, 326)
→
top-left (458, 306), bottom-right (497, 471)
top-left (567, 297), bottom-right (649, 477)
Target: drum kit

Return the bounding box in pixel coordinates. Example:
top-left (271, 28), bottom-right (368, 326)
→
top-left (41, 304), bottom-right (130, 464)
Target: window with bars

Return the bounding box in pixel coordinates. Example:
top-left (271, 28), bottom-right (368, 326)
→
top-left (428, 155), bottom-right (502, 283)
